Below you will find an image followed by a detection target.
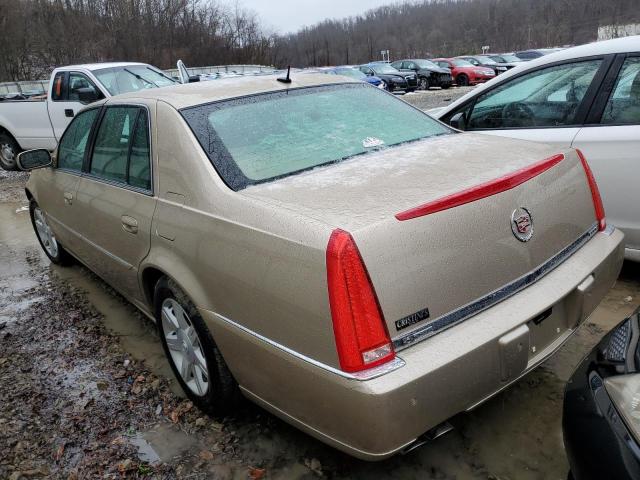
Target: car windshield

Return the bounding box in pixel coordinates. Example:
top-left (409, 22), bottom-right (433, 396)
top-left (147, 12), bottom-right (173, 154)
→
top-left (452, 59), bottom-right (473, 67)
top-left (496, 54), bottom-right (521, 62)
top-left (415, 60), bottom-right (438, 68)
top-left (335, 68), bottom-right (367, 80)
top-left (182, 83), bottom-right (451, 190)
top-left (476, 56), bottom-right (498, 64)
top-left (371, 64), bottom-right (400, 75)
top-left (94, 65), bottom-right (178, 95)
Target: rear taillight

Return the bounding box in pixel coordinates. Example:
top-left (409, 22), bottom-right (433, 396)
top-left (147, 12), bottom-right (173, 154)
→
top-left (326, 229), bottom-right (395, 372)
top-left (576, 149), bottom-right (606, 231)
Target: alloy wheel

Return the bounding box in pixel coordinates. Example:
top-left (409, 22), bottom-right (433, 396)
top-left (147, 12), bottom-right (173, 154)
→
top-left (0, 142), bottom-right (16, 170)
top-left (33, 207), bottom-right (59, 258)
top-left (161, 298), bottom-right (210, 396)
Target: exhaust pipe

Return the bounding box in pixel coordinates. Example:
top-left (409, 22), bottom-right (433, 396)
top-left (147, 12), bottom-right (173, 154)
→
top-left (400, 421), bottom-right (454, 455)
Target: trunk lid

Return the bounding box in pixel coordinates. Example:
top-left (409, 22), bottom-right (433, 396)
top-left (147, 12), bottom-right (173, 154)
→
top-left (243, 134), bottom-right (598, 343)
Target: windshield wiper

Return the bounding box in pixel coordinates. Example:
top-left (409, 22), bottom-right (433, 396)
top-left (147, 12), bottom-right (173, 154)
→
top-left (124, 68), bottom-right (158, 87)
top-left (145, 67), bottom-right (177, 84)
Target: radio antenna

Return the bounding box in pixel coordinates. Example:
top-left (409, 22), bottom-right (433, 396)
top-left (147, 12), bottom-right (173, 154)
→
top-left (277, 66), bottom-right (292, 84)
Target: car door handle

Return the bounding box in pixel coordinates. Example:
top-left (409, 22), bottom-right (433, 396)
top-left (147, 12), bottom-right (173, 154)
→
top-left (63, 191), bottom-right (73, 205)
top-left (121, 215), bottom-right (138, 234)
top-left (64, 109), bottom-right (74, 118)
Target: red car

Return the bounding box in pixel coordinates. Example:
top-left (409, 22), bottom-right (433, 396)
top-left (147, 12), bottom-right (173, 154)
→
top-left (431, 58), bottom-right (495, 86)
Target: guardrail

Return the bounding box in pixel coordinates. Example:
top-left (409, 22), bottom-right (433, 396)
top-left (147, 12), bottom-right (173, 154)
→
top-left (164, 64), bottom-right (276, 77)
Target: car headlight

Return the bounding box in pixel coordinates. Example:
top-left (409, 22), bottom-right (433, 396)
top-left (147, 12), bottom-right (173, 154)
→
top-left (606, 374), bottom-right (640, 442)
top-left (473, 69), bottom-right (486, 75)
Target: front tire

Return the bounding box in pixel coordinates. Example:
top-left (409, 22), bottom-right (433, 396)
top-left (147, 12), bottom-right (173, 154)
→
top-left (441, 83), bottom-right (451, 90)
top-left (0, 132), bottom-right (20, 171)
top-left (419, 77), bottom-right (430, 90)
top-left (457, 74), bottom-right (469, 87)
top-left (30, 201), bottom-right (72, 265)
top-left (155, 277), bottom-right (238, 414)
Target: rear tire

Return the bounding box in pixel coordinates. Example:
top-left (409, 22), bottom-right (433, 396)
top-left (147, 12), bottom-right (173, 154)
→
top-left (457, 74), bottom-right (469, 87)
top-left (155, 277), bottom-right (239, 415)
top-left (29, 200), bottom-right (72, 265)
top-left (0, 132), bottom-right (20, 171)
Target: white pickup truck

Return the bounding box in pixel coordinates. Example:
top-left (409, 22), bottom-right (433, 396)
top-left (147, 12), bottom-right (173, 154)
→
top-left (0, 62), bottom-right (178, 170)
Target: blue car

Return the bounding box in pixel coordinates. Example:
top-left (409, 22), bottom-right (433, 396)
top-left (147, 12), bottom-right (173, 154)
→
top-left (320, 66), bottom-right (383, 87)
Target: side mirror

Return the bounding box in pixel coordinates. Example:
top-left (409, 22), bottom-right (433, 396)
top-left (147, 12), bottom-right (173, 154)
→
top-left (76, 86), bottom-right (99, 104)
top-left (449, 112), bottom-right (467, 131)
top-left (17, 149), bottom-right (52, 170)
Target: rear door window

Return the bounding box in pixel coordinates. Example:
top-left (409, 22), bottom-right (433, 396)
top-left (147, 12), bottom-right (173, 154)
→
top-left (464, 60), bottom-right (602, 129)
top-left (57, 108), bottom-right (100, 171)
top-left (601, 57), bottom-right (640, 125)
top-left (51, 72), bottom-right (65, 101)
top-left (89, 106), bottom-right (151, 190)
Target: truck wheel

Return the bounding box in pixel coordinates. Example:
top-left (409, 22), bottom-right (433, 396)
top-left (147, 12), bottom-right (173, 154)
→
top-left (30, 200), bottom-right (72, 265)
top-left (457, 74), bottom-right (469, 87)
top-left (0, 133), bottom-right (19, 171)
top-left (155, 277), bottom-right (239, 414)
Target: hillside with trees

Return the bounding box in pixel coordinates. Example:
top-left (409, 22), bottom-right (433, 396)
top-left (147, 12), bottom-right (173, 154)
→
top-left (272, 0), bottom-right (640, 67)
top-left (1, 0), bottom-right (639, 81)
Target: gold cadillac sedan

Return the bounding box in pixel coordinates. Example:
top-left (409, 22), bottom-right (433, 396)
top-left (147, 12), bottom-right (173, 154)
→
top-left (18, 73), bottom-right (624, 460)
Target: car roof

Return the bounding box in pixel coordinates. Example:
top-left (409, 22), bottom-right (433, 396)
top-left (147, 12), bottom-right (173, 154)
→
top-left (112, 73), bottom-right (359, 110)
top-left (55, 62), bottom-right (150, 72)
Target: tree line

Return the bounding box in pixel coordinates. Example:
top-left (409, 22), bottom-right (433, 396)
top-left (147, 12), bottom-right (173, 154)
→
top-left (1, 0), bottom-right (639, 81)
top-left (0, 0), bottom-right (275, 81)
top-left (272, 0), bottom-right (640, 68)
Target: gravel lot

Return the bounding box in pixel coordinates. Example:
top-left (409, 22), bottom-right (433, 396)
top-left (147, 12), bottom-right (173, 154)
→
top-left (401, 86), bottom-right (475, 111)
top-left (1, 92), bottom-right (639, 478)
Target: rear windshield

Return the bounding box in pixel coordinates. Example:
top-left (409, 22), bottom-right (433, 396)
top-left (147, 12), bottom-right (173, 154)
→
top-left (181, 83), bottom-right (451, 190)
top-left (370, 64), bottom-right (400, 75)
top-left (334, 68), bottom-right (367, 80)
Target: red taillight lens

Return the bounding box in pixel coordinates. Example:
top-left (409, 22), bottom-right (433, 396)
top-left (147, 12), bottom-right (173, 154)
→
top-left (326, 229), bottom-right (395, 372)
top-left (576, 149), bottom-right (606, 231)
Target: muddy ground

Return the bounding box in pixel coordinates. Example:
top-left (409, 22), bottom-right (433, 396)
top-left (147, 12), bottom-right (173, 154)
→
top-left (1, 139), bottom-right (639, 479)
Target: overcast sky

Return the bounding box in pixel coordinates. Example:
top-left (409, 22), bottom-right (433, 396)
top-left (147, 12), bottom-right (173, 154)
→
top-left (241, 0), bottom-right (396, 34)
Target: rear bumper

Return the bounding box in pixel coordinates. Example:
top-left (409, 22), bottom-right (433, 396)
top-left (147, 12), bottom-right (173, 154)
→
top-left (201, 227), bottom-right (624, 460)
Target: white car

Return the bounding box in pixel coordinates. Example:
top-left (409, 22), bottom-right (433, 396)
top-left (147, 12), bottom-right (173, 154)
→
top-left (432, 36), bottom-right (640, 262)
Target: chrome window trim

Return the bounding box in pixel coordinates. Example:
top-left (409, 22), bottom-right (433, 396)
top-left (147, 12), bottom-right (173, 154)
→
top-left (393, 222), bottom-right (600, 351)
top-left (212, 312), bottom-right (406, 381)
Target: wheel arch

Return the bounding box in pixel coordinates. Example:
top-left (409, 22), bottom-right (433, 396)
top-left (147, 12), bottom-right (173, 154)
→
top-left (0, 124), bottom-right (23, 151)
top-left (140, 257), bottom-right (212, 317)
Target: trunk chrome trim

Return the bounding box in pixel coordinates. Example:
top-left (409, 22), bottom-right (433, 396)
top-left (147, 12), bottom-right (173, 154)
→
top-left (210, 311), bottom-right (406, 381)
top-left (393, 222), bottom-right (600, 351)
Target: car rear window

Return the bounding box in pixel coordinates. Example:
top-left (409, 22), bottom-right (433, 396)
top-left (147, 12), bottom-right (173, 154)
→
top-left (181, 83), bottom-right (451, 190)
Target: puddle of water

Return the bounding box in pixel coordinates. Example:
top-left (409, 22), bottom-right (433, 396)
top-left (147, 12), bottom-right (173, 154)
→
top-left (130, 423), bottom-right (201, 464)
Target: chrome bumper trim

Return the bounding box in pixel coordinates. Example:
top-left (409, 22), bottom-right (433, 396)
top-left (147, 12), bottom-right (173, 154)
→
top-left (393, 222), bottom-right (600, 351)
top-left (211, 311), bottom-right (406, 381)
